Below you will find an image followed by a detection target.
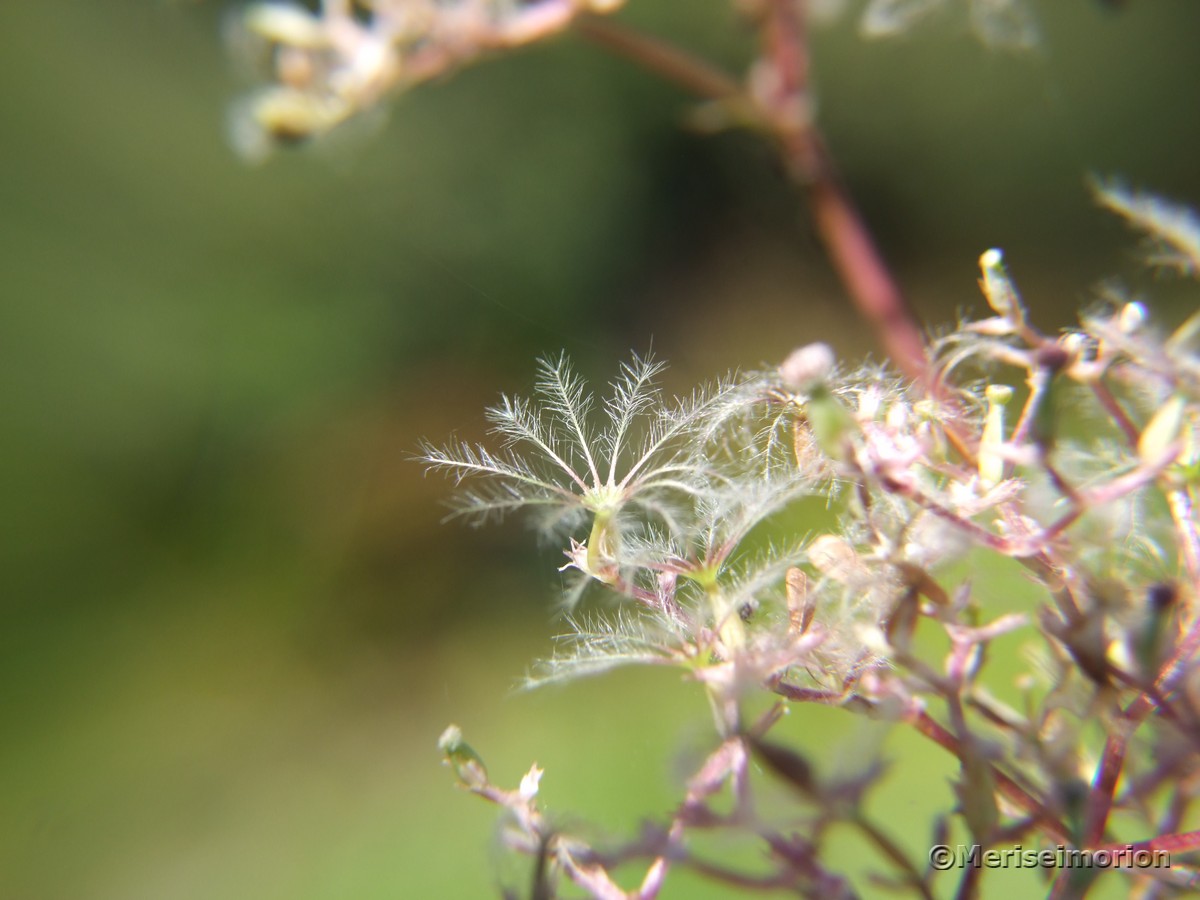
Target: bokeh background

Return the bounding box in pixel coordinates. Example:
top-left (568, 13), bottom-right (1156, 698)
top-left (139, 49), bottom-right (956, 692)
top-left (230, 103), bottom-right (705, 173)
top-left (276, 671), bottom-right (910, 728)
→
top-left (3, 1), bottom-right (1200, 897)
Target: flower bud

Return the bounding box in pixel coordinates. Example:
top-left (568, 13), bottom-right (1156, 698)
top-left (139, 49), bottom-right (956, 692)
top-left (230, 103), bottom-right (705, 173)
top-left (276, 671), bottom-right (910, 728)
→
top-left (1138, 394), bottom-right (1186, 465)
top-left (1118, 301), bottom-right (1147, 334)
top-left (979, 384), bottom-right (1013, 487)
top-left (979, 249), bottom-right (1026, 326)
top-left (519, 764), bottom-right (543, 801)
top-left (253, 88), bottom-right (345, 143)
top-left (244, 3), bottom-right (327, 49)
top-left (780, 342), bottom-right (836, 392)
top-left (439, 724), bottom-right (489, 789)
top-left (1060, 332), bottom-right (1088, 360)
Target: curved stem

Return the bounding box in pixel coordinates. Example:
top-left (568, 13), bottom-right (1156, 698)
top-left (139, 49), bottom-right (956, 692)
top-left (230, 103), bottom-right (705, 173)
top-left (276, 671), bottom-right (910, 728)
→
top-left (757, 0), bottom-right (932, 387)
top-left (574, 11), bottom-right (934, 389)
top-left (574, 16), bottom-right (743, 102)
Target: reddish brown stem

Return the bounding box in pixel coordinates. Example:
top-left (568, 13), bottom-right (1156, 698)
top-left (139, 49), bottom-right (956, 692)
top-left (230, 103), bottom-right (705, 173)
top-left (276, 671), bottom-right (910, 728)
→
top-left (573, 16), bottom-right (742, 102)
top-left (1089, 378), bottom-right (1140, 444)
top-left (1083, 611), bottom-right (1200, 847)
top-left (908, 708), bottom-right (1072, 845)
top-left (1098, 828), bottom-right (1200, 857)
top-left (773, 678), bottom-right (1072, 846)
top-left (757, 0), bottom-right (931, 387)
top-left (576, 9), bottom-right (934, 390)
top-left (805, 160), bottom-right (934, 387)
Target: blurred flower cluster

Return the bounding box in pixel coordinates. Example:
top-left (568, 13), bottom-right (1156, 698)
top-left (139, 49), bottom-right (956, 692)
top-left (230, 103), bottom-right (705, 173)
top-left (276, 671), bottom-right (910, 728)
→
top-left (223, 0), bottom-right (1041, 162)
top-left (225, 0), bottom-right (624, 160)
top-left (431, 188), bottom-right (1200, 897)
top-left (840, 0), bottom-right (1040, 50)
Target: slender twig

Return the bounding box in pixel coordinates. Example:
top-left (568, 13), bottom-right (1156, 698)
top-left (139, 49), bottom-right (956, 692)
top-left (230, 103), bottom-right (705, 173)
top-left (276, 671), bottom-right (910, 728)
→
top-left (1097, 829), bottom-right (1200, 859)
top-left (757, 0), bottom-right (932, 388)
top-left (1090, 378), bottom-right (1140, 445)
top-left (1077, 468), bottom-right (1196, 850)
top-left (1010, 363), bottom-right (1051, 446)
top-left (954, 863), bottom-right (983, 900)
top-left (575, 8), bottom-right (933, 390)
top-left (908, 708), bottom-right (1072, 845)
top-left (574, 16), bottom-right (744, 103)
top-left (852, 812), bottom-right (937, 900)
top-left (1168, 487), bottom-right (1200, 596)
top-left (772, 677), bottom-right (1073, 845)
top-left (1082, 608), bottom-right (1200, 848)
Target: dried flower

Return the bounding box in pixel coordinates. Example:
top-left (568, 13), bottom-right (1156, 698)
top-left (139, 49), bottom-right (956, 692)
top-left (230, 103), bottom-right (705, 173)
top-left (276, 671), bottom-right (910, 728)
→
top-left (429, 194), bottom-right (1200, 895)
top-left (226, 0), bottom-right (627, 159)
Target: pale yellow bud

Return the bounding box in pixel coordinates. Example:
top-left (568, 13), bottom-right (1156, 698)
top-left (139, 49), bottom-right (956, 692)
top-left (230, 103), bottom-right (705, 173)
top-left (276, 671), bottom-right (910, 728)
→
top-left (245, 3), bottom-right (328, 49)
top-left (1118, 301), bottom-right (1147, 334)
top-left (253, 88), bottom-right (345, 142)
top-left (979, 249), bottom-right (1025, 326)
top-left (979, 384), bottom-right (1013, 487)
top-left (1138, 394), bottom-right (1187, 465)
top-left (780, 342), bottom-right (836, 391)
top-left (1060, 332), bottom-right (1087, 360)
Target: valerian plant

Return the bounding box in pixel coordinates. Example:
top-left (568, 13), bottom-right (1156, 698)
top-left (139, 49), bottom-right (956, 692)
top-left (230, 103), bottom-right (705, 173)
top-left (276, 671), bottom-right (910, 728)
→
top-left (429, 200), bottom-right (1200, 897)
top-left (214, 2), bottom-right (1200, 897)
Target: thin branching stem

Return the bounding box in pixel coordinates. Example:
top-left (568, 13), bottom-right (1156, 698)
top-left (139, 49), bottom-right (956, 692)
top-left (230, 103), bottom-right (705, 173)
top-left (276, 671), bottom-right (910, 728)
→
top-left (574, 16), bottom-right (743, 103)
top-left (578, 7), bottom-right (934, 390)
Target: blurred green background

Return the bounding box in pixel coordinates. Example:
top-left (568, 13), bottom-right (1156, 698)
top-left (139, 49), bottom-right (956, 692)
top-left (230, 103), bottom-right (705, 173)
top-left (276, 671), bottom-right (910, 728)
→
top-left (2, 1), bottom-right (1199, 897)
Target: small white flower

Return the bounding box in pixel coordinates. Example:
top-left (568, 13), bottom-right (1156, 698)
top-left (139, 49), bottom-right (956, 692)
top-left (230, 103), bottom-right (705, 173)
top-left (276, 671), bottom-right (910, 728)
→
top-left (857, 386), bottom-right (884, 422)
top-left (780, 342), bottom-right (836, 392)
top-left (519, 764), bottom-right (543, 801)
top-left (422, 354), bottom-right (749, 581)
top-left (244, 2), bottom-right (327, 49)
